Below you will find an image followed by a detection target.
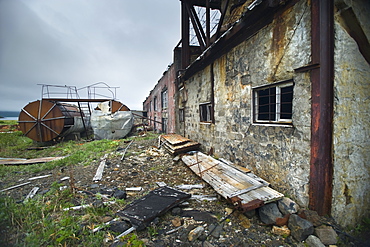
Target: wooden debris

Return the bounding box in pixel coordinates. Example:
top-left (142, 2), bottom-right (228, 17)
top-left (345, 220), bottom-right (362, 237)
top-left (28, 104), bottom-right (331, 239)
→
top-left (160, 134), bottom-right (200, 155)
top-left (120, 140), bottom-right (133, 161)
top-left (0, 156), bottom-right (66, 165)
top-left (93, 154), bottom-right (108, 181)
top-left (182, 151), bottom-right (284, 210)
top-left (0, 182), bottom-right (31, 192)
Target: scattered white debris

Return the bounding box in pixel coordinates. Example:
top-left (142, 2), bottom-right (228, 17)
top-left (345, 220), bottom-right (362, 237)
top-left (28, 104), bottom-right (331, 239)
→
top-left (60, 176), bottom-right (70, 181)
top-left (176, 184), bottom-right (204, 190)
top-left (24, 187), bottom-right (40, 202)
top-left (0, 182), bottom-right (31, 192)
top-left (28, 174), bottom-right (52, 181)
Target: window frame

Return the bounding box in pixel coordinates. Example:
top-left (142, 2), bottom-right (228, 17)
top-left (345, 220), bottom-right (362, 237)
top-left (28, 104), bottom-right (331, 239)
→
top-left (161, 89), bottom-right (168, 109)
top-left (199, 102), bottom-right (213, 123)
top-left (179, 108), bottom-right (185, 123)
top-left (252, 80), bottom-right (294, 125)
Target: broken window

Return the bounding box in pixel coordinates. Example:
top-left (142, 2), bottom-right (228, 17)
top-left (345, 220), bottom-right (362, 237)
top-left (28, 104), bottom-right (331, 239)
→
top-left (179, 108), bottom-right (185, 122)
top-left (253, 80), bottom-right (293, 124)
top-left (199, 102), bottom-right (213, 123)
top-left (161, 89), bottom-right (168, 109)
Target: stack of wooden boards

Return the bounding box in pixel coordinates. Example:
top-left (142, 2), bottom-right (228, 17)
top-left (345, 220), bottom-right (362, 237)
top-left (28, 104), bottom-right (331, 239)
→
top-left (160, 134), bottom-right (200, 155)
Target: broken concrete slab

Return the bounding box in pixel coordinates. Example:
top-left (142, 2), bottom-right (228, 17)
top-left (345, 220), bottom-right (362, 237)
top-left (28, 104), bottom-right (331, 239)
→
top-left (116, 186), bottom-right (190, 230)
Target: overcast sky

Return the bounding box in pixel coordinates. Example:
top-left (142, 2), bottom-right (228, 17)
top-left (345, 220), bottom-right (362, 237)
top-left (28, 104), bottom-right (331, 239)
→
top-left (0, 0), bottom-right (181, 112)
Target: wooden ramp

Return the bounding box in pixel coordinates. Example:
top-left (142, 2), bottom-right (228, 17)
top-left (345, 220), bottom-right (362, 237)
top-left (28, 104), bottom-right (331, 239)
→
top-left (182, 151), bottom-right (284, 210)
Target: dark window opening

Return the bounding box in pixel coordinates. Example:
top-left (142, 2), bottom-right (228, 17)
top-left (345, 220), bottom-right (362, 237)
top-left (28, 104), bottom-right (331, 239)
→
top-left (200, 103), bottom-right (213, 122)
top-left (254, 81), bottom-right (293, 124)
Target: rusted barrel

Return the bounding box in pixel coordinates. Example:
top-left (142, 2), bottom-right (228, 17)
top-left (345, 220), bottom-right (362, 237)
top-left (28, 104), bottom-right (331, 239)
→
top-left (18, 100), bottom-right (83, 142)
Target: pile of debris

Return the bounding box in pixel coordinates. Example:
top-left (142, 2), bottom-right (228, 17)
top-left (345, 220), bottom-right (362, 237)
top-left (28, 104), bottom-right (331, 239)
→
top-left (160, 134), bottom-right (200, 155)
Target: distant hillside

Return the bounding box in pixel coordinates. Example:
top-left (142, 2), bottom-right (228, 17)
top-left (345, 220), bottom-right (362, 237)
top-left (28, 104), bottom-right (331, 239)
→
top-left (0, 111), bottom-right (20, 118)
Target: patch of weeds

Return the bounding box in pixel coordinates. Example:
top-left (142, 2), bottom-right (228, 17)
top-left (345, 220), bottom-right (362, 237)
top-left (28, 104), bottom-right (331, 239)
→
top-left (147, 225), bottom-right (159, 238)
top-left (120, 233), bottom-right (146, 246)
top-left (0, 182), bottom-right (107, 246)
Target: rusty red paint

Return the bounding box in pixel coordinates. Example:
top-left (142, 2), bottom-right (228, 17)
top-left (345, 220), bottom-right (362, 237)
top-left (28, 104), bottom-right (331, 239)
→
top-left (309, 0), bottom-right (334, 216)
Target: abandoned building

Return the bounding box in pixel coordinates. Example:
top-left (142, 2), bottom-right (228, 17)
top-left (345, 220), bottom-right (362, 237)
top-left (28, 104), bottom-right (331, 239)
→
top-left (143, 0), bottom-right (370, 228)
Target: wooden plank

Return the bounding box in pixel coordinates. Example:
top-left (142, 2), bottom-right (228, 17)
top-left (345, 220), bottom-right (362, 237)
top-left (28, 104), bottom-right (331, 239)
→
top-left (182, 152), bottom-right (284, 206)
top-left (0, 156), bottom-right (66, 165)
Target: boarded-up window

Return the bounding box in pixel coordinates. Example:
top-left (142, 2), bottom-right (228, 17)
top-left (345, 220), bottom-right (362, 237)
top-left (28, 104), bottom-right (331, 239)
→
top-left (162, 89), bottom-right (168, 109)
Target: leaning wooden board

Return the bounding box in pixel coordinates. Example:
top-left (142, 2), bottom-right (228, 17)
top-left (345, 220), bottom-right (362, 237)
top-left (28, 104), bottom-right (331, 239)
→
top-left (182, 152), bottom-right (284, 206)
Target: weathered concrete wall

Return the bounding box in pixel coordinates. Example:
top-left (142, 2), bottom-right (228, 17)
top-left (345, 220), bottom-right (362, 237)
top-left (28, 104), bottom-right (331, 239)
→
top-left (180, 1), bottom-right (312, 206)
top-left (331, 0), bottom-right (370, 227)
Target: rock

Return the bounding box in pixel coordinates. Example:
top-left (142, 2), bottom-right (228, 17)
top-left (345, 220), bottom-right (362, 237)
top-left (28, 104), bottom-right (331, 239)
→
top-left (171, 207), bottom-right (182, 215)
top-left (243, 209), bottom-right (256, 218)
top-left (188, 226), bottom-right (205, 241)
top-left (181, 210), bottom-right (217, 224)
top-left (314, 225), bottom-right (338, 245)
top-left (236, 211), bottom-right (251, 228)
top-left (278, 197), bottom-right (299, 215)
top-left (258, 202), bottom-right (283, 225)
top-left (208, 224), bottom-right (223, 238)
top-left (92, 199), bottom-right (104, 208)
top-left (272, 225), bottom-right (291, 237)
top-left (288, 214), bottom-right (314, 242)
top-left (276, 214), bottom-right (290, 226)
top-left (90, 184), bottom-right (99, 189)
top-left (171, 217), bottom-right (182, 227)
top-left (298, 209), bottom-right (322, 227)
top-left (113, 190), bottom-right (127, 199)
top-left (100, 216), bottom-right (113, 223)
top-left (305, 235), bottom-right (325, 247)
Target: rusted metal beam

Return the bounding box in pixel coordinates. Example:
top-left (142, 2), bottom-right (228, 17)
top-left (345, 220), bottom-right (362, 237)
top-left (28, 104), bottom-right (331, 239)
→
top-left (309, 0), bottom-right (334, 216)
top-left (181, 0), bottom-right (190, 69)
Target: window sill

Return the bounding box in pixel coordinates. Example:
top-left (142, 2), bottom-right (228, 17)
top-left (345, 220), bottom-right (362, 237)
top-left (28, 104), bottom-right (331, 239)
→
top-left (252, 122), bottom-right (293, 128)
top-left (200, 122), bottom-right (213, 125)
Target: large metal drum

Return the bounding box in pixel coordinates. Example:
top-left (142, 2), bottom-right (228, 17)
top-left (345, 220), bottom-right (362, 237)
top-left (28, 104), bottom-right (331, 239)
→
top-left (18, 100), bottom-right (83, 142)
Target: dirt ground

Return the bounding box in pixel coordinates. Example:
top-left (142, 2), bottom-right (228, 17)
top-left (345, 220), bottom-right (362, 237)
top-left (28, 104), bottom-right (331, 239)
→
top-left (1, 134), bottom-right (363, 247)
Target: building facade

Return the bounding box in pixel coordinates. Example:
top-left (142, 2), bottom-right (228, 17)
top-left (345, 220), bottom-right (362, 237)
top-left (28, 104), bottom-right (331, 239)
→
top-left (175, 0), bottom-right (370, 227)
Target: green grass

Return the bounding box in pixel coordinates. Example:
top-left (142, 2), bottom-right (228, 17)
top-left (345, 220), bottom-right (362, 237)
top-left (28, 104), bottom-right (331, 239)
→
top-left (0, 182), bottom-right (111, 246)
top-left (0, 126), bottom-right (159, 246)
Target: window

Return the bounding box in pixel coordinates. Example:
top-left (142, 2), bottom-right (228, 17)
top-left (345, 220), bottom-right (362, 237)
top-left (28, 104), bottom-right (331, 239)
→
top-left (179, 108), bottom-right (185, 122)
top-left (153, 97), bottom-right (157, 111)
top-left (253, 80), bottom-right (293, 124)
top-left (199, 102), bottom-right (213, 122)
top-left (161, 89), bottom-right (168, 109)
top-left (162, 118), bottom-right (167, 133)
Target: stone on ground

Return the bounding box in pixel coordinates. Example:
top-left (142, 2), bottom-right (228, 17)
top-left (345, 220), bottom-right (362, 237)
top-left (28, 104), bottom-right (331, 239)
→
top-left (288, 214), bottom-right (314, 242)
top-left (258, 202), bottom-right (283, 225)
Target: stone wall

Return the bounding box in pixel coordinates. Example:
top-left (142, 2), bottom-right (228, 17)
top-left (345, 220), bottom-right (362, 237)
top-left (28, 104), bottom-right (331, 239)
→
top-left (180, 1), bottom-right (312, 206)
top-left (331, 0), bottom-right (370, 227)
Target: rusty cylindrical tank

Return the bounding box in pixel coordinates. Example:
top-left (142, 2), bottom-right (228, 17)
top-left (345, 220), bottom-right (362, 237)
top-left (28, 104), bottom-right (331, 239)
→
top-left (18, 100), bottom-right (84, 142)
top-left (18, 99), bottom-right (131, 142)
